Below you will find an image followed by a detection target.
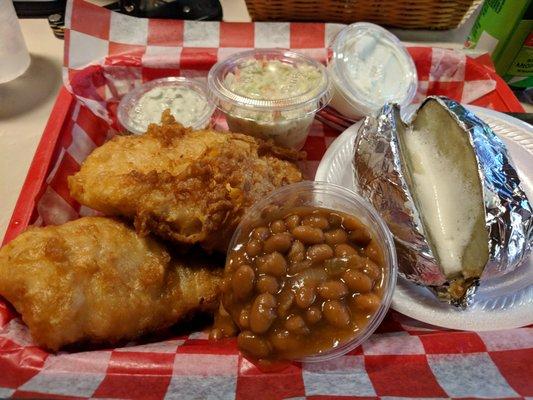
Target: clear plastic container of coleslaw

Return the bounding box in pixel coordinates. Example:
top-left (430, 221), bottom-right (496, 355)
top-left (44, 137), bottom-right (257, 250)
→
top-left (207, 49), bottom-right (331, 150)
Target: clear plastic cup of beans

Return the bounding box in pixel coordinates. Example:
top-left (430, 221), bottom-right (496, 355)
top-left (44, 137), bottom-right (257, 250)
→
top-left (216, 180), bottom-right (398, 363)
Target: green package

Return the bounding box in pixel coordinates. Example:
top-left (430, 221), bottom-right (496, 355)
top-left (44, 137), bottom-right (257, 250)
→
top-left (465, 0), bottom-right (533, 88)
top-left (503, 13), bottom-right (533, 88)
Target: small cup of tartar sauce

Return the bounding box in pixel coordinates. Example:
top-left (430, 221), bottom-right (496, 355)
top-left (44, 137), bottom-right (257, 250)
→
top-left (328, 22), bottom-right (418, 120)
top-left (117, 77), bottom-right (215, 134)
top-left (207, 49), bottom-right (331, 150)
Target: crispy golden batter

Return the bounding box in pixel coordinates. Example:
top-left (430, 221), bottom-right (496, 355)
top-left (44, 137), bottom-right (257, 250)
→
top-left (0, 217), bottom-right (222, 351)
top-left (68, 112), bottom-right (303, 252)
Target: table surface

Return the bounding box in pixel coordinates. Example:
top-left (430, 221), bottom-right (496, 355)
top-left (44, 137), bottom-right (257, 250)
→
top-left (0, 1), bottom-right (531, 241)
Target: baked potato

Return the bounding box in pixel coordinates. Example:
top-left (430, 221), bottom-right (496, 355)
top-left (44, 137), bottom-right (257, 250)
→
top-left (354, 96), bottom-right (532, 306)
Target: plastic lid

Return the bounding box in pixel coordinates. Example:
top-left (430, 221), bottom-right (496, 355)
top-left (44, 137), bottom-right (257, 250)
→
top-left (207, 49), bottom-right (331, 114)
top-left (117, 77), bottom-right (215, 134)
top-left (330, 22), bottom-right (418, 115)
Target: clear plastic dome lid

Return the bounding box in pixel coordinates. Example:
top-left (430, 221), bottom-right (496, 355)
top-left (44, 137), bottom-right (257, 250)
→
top-left (330, 22), bottom-right (418, 114)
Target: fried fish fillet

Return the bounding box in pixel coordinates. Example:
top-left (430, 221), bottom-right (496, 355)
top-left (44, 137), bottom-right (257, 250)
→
top-left (0, 217), bottom-right (222, 351)
top-left (68, 112), bottom-right (303, 252)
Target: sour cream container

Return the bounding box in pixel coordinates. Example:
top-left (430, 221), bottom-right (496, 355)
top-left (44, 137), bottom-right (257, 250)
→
top-left (118, 77), bottom-right (215, 134)
top-left (207, 49), bottom-right (331, 150)
top-left (328, 22), bottom-right (418, 120)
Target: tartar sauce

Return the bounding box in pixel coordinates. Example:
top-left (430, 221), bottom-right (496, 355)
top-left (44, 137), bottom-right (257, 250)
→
top-left (329, 22), bottom-right (417, 119)
top-left (344, 33), bottom-right (410, 107)
top-left (128, 85), bottom-right (208, 132)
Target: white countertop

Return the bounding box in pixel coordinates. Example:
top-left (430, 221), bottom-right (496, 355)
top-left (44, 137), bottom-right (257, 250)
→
top-left (0, 19), bottom-right (63, 241)
top-left (0, 3), bottom-right (529, 240)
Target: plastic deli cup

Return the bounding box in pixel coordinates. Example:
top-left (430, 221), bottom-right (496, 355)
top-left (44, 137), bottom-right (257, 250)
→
top-left (328, 22), bottom-right (418, 120)
top-left (0, 0), bottom-right (30, 84)
top-left (207, 49), bottom-right (331, 150)
top-left (223, 181), bottom-right (398, 362)
top-left (117, 77), bottom-right (215, 134)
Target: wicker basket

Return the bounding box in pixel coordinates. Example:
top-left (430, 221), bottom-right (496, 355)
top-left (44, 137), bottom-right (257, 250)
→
top-left (245, 0), bottom-right (483, 30)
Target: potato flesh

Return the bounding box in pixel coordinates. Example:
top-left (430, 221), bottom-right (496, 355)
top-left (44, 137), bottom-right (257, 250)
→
top-left (399, 100), bottom-right (489, 279)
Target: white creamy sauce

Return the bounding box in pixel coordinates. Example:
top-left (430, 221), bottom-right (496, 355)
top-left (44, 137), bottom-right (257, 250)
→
top-left (404, 128), bottom-right (480, 276)
top-left (344, 33), bottom-right (410, 107)
top-left (128, 85), bottom-right (207, 131)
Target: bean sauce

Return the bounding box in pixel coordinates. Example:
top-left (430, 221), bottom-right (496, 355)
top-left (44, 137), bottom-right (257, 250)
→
top-left (217, 207), bottom-right (386, 360)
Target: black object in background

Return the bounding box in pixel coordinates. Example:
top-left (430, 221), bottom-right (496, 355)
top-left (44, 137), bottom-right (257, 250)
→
top-left (14, 0), bottom-right (222, 20)
top-left (512, 87), bottom-right (533, 106)
top-left (13, 0), bottom-right (66, 18)
top-left (504, 112), bottom-right (533, 126)
top-left (114, 0), bottom-right (222, 20)
top-left (48, 12), bottom-right (65, 38)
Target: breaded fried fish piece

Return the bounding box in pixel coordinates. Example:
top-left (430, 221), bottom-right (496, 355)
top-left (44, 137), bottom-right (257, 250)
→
top-left (68, 112), bottom-right (303, 252)
top-left (0, 217), bottom-right (222, 351)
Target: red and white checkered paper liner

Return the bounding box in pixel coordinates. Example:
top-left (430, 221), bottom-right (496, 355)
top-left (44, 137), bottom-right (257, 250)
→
top-left (1, 0), bottom-right (531, 398)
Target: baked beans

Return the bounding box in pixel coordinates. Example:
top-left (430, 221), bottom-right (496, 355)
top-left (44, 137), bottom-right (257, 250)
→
top-left (238, 331), bottom-right (271, 358)
top-left (334, 243), bottom-right (358, 257)
top-left (257, 252), bottom-right (287, 277)
top-left (219, 206), bottom-right (385, 360)
top-left (232, 264), bottom-right (255, 300)
top-left (256, 275), bottom-right (279, 294)
top-left (251, 226), bottom-right (270, 241)
top-left (343, 270), bottom-right (372, 293)
top-left (305, 306), bottom-right (322, 324)
top-left (285, 314), bottom-right (308, 334)
top-left (245, 240), bottom-right (262, 257)
top-left (285, 214), bottom-right (301, 230)
top-left (302, 215), bottom-right (329, 230)
top-left (288, 240), bottom-right (306, 263)
top-left (239, 308), bottom-right (250, 329)
top-left (307, 244), bottom-right (334, 264)
top-left (249, 293), bottom-right (277, 334)
top-left (322, 300), bottom-right (350, 327)
top-left (295, 286), bottom-right (316, 309)
top-left (291, 226), bottom-right (324, 244)
top-left (270, 219), bottom-right (287, 234)
top-left (276, 289), bottom-right (294, 318)
top-left (316, 280), bottom-right (348, 300)
top-left (324, 229), bottom-right (348, 246)
top-left (263, 233), bottom-right (292, 254)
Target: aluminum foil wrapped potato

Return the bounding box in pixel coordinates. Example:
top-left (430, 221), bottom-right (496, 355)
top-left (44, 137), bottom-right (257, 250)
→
top-left (353, 96), bottom-right (532, 307)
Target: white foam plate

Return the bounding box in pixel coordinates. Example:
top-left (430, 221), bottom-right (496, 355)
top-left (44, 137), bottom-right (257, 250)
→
top-left (315, 105), bottom-right (533, 331)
